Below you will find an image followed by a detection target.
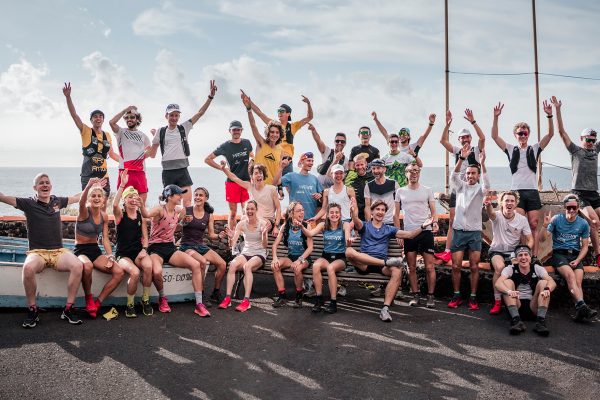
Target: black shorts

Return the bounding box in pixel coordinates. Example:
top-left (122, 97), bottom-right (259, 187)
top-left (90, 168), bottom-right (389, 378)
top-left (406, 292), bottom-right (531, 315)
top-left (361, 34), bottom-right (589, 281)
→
top-left (116, 246), bottom-right (143, 262)
top-left (572, 189), bottom-right (600, 209)
top-left (289, 254), bottom-right (312, 263)
top-left (449, 190), bottom-right (457, 208)
top-left (321, 252), bottom-right (346, 263)
top-left (356, 265), bottom-right (384, 275)
top-left (148, 242), bottom-right (177, 263)
top-left (489, 251), bottom-right (513, 267)
top-left (74, 243), bottom-right (103, 263)
top-left (518, 299), bottom-right (536, 321)
top-left (240, 254), bottom-right (266, 265)
top-left (404, 230), bottom-right (435, 254)
top-left (516, 189), bottom-right (542, 212)
top-left (551, 249), bottom-right (583, 270)
top-left (81, 176), bottom-right (111, 197)
top-left (162, 167), bottom-right (193, 188)
top-left (179, 243), bottom-right (211, 255)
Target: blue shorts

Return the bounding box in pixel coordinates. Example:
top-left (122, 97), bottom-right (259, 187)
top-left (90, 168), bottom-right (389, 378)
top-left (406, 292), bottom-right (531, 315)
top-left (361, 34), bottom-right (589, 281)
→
top-left (179, 243), bottom-right (211, 256)
top-left (450, 229), bottom-right (482, 252)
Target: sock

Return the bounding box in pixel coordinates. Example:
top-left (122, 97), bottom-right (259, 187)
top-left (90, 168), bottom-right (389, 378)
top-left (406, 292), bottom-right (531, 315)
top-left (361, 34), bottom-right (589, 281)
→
top-left (296, 288), bottom-right (303, 293)
top-left (194, 291), bottom-right (203, 305)
top-left (315, 295), bottom-right (323, 302)
top-left (65, 303), bottom-right (73, 311)
top-left (507, 305), bottom-right (520, 319)
top-left (470, 293), bottom-right (476, 300)
top-left (29, 305), bottom-right (37, 311)
top-left (158, 289), bottom-right (165, 298)
top-left (537, 306), bottom-right (548, 319)
top-left (494, 293), bottom-right (501, 301)
top-left (575, 300), bottom-right (585, 309)
top-left (127, 295), bottom-right (135, 307)
top-left (453, 291), bottom-right (460, 298)
top-left (142, 287), bottom-right (150, 302)
top-left (244, 296), bottom-right (250, 301)
top-left (330, 298), bottom-right (337, 304)
top-left (444, 248), bottom-right (450, 252)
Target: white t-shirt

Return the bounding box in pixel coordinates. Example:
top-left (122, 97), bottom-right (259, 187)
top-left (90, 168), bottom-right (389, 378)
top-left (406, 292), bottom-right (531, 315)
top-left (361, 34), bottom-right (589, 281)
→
top-left (395, 185), bottom-right (434, 231)
top-left (489, 211), bottom-right (532, 253)
top-left (116, 128), bottom-right (151, 171)
top-left (152, 120), bottom-right (193, 169)
top-left (452, 145), bottom-right (481, 181)
top-left (501, 264), bottom-right (548, 300)
top-left (451, 171), bottom-right (489, 231)
top-left (505, 143), bottom-right (541, 190)
top-left (399, 142), bottom-right (419, 154)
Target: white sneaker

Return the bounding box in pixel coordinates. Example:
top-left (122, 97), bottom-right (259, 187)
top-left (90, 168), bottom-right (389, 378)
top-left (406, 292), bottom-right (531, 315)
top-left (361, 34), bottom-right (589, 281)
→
top-left (385, 257), bottom-right (404, 267)
top-left (337, 284), bottom-right (347, 297)
top-left (379, 307), bottom-right (392, 322)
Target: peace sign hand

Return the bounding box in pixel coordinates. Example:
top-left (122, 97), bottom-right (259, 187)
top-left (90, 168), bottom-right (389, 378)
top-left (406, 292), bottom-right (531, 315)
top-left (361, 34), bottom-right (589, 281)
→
top-left (493, 102), bottom-right (504, 117)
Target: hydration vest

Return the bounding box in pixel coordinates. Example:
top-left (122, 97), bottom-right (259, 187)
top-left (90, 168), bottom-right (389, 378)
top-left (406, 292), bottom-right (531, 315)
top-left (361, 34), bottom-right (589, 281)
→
top-left (367, 179), bottom-right (397, 198)
top-left (509, 264), bottom-right (540, 293)
top-left (317, 149), bottom-right (345, 175)
top-left (506, 145), bottom-right (539, 174)
top-left (454, 147), bottom-right (479, 166)
top-left (159, 124), bottom-right (190, 157)
top-left (82, 129), bottom-right (110, 159)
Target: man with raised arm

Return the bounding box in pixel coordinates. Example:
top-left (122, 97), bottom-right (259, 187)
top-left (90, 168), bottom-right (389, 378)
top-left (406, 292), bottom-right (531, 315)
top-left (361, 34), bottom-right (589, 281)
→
top-left (346, 198), bottom-right (432, 322)
top-left (63, 83), bottom-right (119, 198)
top-left (0, 174), bottom-right (84, 328)
top-left (248, 94), bottom-right (313, 175)
top-left (308, 123), bottom-right (348, 188)
top-left (381, 132), bottom-right (422, 187)
top-left (491, 100), bottom-right (554, 258)
top-left (348, 126), bottom-right (380, 170)
top-left (435, 109), bottom-right (485, 263)
top-left (204, 120), bottom-right (253, 230)
top-left (371, 111), bottom-right (436, 155)
top-left (485, 191), bottom-right (533, 315)
top-left (539, 194), bottom-right (598, 322)
top-left (109, 106), bottom-right (151, 204)
top-left (552, 96), bottom-right (600, 266)
top-left (148, 80), bottom-right (217, 207)
top-left (448, 146), bottom-right (489, 310)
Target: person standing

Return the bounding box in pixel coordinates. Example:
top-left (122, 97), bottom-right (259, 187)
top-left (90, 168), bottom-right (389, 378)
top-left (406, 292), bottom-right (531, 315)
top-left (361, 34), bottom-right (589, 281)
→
top-left (348, 126), bottom-right (380, 169)
top-left (364, 159), bottom-right (399, 225)
top-left (381, 132), bottom-right (422, 187)
top-left (278, 152), bottom-right (324, 220)
top-left (308, 123), bottom-right (348, 188)
top-left (372, 111), bottom-right (436, 155)
top-left (343, 155), bottom-right (373, 221)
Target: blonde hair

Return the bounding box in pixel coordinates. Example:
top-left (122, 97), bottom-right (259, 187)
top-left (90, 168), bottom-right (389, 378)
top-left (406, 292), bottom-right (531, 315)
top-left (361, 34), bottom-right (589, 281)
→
top-left (513, 122), bottom-right (530, 134)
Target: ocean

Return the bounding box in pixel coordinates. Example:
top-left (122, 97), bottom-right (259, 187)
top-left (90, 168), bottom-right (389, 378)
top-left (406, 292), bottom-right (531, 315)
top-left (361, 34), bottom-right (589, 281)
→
top-left (0, 166), bottom-right (574, 216)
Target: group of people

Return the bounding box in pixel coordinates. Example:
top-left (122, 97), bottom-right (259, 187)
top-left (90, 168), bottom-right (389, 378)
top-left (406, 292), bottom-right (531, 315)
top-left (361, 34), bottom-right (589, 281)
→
top-left (0, 80), bottom-right (598, 335)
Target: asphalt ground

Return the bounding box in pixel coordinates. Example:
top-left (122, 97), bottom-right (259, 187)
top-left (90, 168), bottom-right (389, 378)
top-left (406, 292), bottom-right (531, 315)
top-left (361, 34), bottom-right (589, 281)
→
top-left (1, 275), bottom-right (599, 400)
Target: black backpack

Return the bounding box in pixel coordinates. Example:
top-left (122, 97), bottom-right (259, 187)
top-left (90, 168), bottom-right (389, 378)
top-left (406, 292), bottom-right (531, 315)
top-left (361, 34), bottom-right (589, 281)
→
top-left (159, 124), bottom-right (190, 157)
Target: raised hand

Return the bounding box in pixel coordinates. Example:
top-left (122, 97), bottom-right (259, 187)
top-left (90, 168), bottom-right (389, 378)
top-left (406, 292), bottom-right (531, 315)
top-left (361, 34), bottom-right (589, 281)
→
top-left (446, 110), bottom-right (452, 126)
top-left (371, 111), bottom-right (378, 120)
top-left (483, 195), bottom-right (492, 207)
top-left (86, 177), bottom-right (101, 188)
top-left (280, 157), bottom-right (291, 168)
top-left (550, 96), bottom-right (562, 110)
top-left (240, 89), bottom-right (251, 108)
top-left (98, 177), bottom-right (108, 188)
top-left (493, 102), bottom-right (504, 117)
top-left (542, 99), bottom-right (552, 116)
top-left (307, 123), bottom-right (316, 132)
top-left (301, 95), bottom-right (310, 104)
top-left (334, 151), bottom-right (344, 162)
top-left (543, 210), bottom-right (552, 227)
top-left (479, 148), bottom-right (486, 165)
top-left (460, 143), bottom-right (471, 159)
top-left (209, 80), bottom-right (217, 97)
top-left (120, 169), bottom-right (129, 187)
top-left (150, 128), bottom-right (157, 137)
top-left (428, 113), bottom-right (436, 124)
top-left (464, 108), bottom-right (475, 123)
top-left (62, 82), bottom-right (72, 97)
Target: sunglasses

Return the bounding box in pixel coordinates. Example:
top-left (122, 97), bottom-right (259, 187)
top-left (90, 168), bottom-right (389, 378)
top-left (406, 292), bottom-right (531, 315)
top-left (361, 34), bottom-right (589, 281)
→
top-left (565, 205), bottom-right (578, 211)
top-left (277, 108), bottom-right (287, 114)
top-left (124, 116), bottom-right (137, 120)
top-left (335, 139), bottom-right (346, 144)
top-left (359, 131), bottom-right (371, 136)
top-left (516, 131), bottom-right (529, 137)
top-left (389, 140), bottom-right (399, 144)
top-left (399, 132), bottom-right (410, 137)
top-left (282, 156), bottom-right (292, 161)
top-left (408, 169), bottom-right (421, 174)
top-left (585, 137), bottom-right (596, 144)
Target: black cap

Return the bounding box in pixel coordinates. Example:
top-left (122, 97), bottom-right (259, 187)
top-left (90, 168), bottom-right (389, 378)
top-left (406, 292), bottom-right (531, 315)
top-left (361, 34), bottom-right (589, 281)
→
top-left (163, 184), bottom-right (188, 198)
top-left (279, 104), bottom-right (291, 113)
top-left (371, 158), bottom-right (386, 167)
top-left (90, 110), bottom-right (104, 119)
top-left (229, 120), bottom-right (243, 129)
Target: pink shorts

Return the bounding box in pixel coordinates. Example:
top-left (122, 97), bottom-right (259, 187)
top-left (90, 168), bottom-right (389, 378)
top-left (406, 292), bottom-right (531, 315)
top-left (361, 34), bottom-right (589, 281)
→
top-left (225, 181), bottom-right (249, 204)
top-left (118, 169), bottom-right (148, 194)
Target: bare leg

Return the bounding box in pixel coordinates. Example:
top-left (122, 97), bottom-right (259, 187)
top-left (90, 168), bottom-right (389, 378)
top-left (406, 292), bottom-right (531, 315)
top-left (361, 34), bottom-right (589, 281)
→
top-left (150, 254), bottom-right (164, 292)
top-left (272, 258), bottom-right (292, 291)
top-left (78, 255), bottom-right (93, 295)
top-left (168, 251), bottom-right (203, 292)
top-left (94, 257), bottom-right (126, 302)
top-left (118, 258), bottom-right (141, 296)
top-left (451, 250), bottom-right (464, 292)
top-left (469, 251), bottom-right (481, 295)
top-left (243, 257), bottom-right (264, 298)
top-left (327, 260), bottom-right (346, 299)
top-left (55, 253), bottom-right (84, 305)
top-left (527, 209), bottom-right (540, 256)
top-left (21, 254), bottom-right (45, 307)
top-left (406, 252), bottom-right (419, 292)
top-left (423, 253), bottom-right (436, 294)
top-left (382, 266), bottom-right (402, 306)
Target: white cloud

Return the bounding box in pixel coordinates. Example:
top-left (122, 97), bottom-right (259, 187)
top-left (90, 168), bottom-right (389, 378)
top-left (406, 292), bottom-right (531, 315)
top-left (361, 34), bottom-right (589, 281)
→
top-left (132, 2), bottom-right (212, 37)
top-left (153, 49), bottom-right (197, 110)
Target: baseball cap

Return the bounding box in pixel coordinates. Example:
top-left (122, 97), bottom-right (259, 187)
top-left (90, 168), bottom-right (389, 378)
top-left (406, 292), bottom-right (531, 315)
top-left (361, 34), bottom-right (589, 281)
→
top-left (514, 244), bottom-right (532, 256)
top-left (122, 186), bottom-right (139, 199)
top-left (398, 127), bottom-right (411, 136)
top-left (458, 128), bottom-right (472, 137)
top-left (165, 104), bottom-right (181, 114)
top-left (229, 120), bottom-right (243, 129)
top-left (163, 184), bottom-right (188, 198)
top-left (580, 128), bottom-right (597, 138)
top-left (371, 158), bottom-right (386, 167)
top-left (331, 164), bottom-right (345, 174)
top-left (90, 109), bottom-right (104, 119)
top-left (278, 104), bottom-right (292, 113)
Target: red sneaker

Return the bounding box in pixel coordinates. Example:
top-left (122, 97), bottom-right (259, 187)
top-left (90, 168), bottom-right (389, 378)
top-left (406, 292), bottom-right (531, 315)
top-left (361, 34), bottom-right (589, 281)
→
top-left (468, 298), bottom-right (479, 311)
top-left (447, 296), bottom-right (463, 308)
top-left (434, 250), bottom-right (452, 263)
top-left (158, 296), bottom-right (171, 313)
top-left (235, 299), bottom-right (251, 312)
top-left (218, 296), bottom-right (231, 309)
top-left (194, 303), bottom-right (211, 317)
top-left (489, 299), bottom-right (502, 315)
top-left (85, 295), bottom-right (98, 318)
top-left (596, 254), bottom-right (600, 266)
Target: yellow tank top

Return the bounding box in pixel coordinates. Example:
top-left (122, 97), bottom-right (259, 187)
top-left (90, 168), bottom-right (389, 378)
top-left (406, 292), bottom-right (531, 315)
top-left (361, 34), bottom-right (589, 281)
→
top-left (255, 143), bottom-right (282, 185)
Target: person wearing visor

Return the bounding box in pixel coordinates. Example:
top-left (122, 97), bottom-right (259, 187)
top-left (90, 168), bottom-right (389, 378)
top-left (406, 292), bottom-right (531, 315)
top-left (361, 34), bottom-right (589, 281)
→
top-left (539, 194), bottom-right (598, 322)
top-left (148, 80), bottom-right (218, 207)
top-left (63, 82), bottom-right (120, 199)
top-left (307, 123), bottom-right (348, 188)
top-left (436, 109), bottom-right (486, 263)
top-left (552, 96), bottom-right (600, 267)
top-left (245, 93), bottom-right (314, 175)
top-left (205, 120), bottom-right (253, 230)
top-left (492, 100), bottom-right (554, 259)
top-left (348, 126), bottom-right (380, 170)
top-left (371, 110), bottom-right (436, 156)
top-left (277, 152), bottom-right (323, 220)
top-left (495, 245), bottom-right (555, 336)
top-left (141, 184), bottom-right (211, 317)
top-left (109, 105), bottom-right (151, 204)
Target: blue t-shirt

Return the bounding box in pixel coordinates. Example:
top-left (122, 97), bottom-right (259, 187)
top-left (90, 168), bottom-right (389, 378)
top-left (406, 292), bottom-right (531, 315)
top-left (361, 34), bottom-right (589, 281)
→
top-left (281, 172), bottom-right (323, 219)
top-left (548, 214), bottom-right (590, 251)
top-left (323, 227), bottom-right (345, 254)
top-left (287, 227), bottom-right (305, 256)
top-left (359, 221), bottom-right (398, 259)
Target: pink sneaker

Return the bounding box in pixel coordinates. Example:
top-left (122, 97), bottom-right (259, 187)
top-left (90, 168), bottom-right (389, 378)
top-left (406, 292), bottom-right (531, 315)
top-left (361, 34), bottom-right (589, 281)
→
top-left (434, 250), bottom-right (452, 263)
top-left (194, 303), bottom-right (211, 317)
top-left (85, 295), bottom-right (98, 318)
top-left (218, 296), bottom-right (231, 309)
top-left (235, 298), bottom-right (251, 312)
top-left (158, 296), bottom-right (171, 313)
top-left (489, 299), bottom-right (502, 315)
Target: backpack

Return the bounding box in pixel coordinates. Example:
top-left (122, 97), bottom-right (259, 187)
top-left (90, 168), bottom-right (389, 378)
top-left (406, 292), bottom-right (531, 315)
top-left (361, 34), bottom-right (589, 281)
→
top-left (159, 124), bottom-right (190, 157)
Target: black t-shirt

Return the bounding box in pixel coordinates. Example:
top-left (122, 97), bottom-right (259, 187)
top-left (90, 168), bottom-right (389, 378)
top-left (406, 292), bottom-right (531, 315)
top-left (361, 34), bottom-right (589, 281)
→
top-left (15, 196), bottom-right (68, 250)
top-left (345, 170), bottom-right (373, 220)
top-left (214, 139), bottom-right (253, 182)
top-left (350, 144), bottom-right (380, 165)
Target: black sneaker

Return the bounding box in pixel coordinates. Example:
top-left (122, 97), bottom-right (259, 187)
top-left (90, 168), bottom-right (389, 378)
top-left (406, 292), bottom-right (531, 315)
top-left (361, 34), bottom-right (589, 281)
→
top-left (533, 317), bottom-right (550, 337)
top-left (61, 307), bottom-right (82, 325)
top-left (22, 306), bottom-right (39, 329)
top-left (311, 297), bottom-right (324, 313)
top-left (574, 304), bottom-right (593, 322)
top-left (509, 317), bottom-right (525, 335)
top-left (272, 297), bottom-right (286, 308)
top-left (324, 301), bottom-right (337, 314)
top-left (125, 304), bottom-right (137, 318)
top-left (141, 299), bottom-right (153, 316)
top-left (292, 292), bottom-right (303, 308)
top-left (209, 290), bottom-right (222, 304)
top-left (584, 306), bottom-right (598, 321)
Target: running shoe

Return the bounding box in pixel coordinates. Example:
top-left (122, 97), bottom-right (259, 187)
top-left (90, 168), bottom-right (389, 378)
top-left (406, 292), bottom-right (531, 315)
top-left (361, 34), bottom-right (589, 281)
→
top-left (235, 298), bottom-right (251, 312)
top-left (385, 257), bottom-right (404, 267)
top-left (158, 297), bottom-right (171, 313)
top-left (379, 307), bottom-right (392, 322)
top-left (337, 284), bottom-right (347, 297)
top-left (585, 306), bottom-right (598, 321)
top-left (509, 317), bottom-right (526, 335)
top-left (408, 293), bottom-right (421, 307)
top-left (85, 295), bottom-right (98, 313)
top-left (434, 250), bottom-right (452, 263)
top-left (209, 290), bottom-right (222, 304)
top-left (311, 297), bottom-right (324, 313)
top-left (533, 317), bottom-right (549, 337)
top-left (447, 296), bottom-right (463, 309)
top-left (576, 304), bottom-right (598, 322)
top-left (426, 295), bottom-right (435, 309)
top-left (596, 253), bottom-right (600, 267)
top-left (272, 297), bottom-right (287, 308)
top-left (489, 299), bottom-right (502, 315)
top-left (468, 298), bottom-right (479, 311)
top-left (61, 307), bottom-right (83, 325)
top-left (141, 299), bottom-right (153, 316)
top-left (125, 304), bottom-right (137, 318)
top-left (218, 296), bottom-right (231, 309)
top-left (22, 306), bottom-right (39, 329)
top-left (324, 301), bottom-right (337, 314)
top-left (194, 303), bottom-right (211, 318)
top-left (292, 292), bottom-right (303, 308)
top-left (370, 285), bottom-right (385, 297)
top-left (304, 286), bottom-right (317, 298)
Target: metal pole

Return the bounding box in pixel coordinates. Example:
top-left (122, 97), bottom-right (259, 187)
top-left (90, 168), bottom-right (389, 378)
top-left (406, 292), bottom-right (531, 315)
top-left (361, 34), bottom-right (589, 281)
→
top-left (444, 0), bottom-right (450, 194)
top-left (532, 0), bottom-right (542, 190)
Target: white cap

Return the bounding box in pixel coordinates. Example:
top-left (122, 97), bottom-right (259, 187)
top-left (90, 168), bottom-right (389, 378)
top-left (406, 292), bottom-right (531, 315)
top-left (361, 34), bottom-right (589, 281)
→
top-left (165, 104), bottom-right (181, 114)
top-left (458, 128), bottom-right (471, 137)
top-left (331, 164), bottom-right (345, 174)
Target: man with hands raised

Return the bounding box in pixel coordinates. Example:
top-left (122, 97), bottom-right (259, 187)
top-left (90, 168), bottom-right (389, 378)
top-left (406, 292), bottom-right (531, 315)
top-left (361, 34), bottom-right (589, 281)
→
top-left (372, 110), bottom-right (436, 155)
top-left (308, 123), bottom-right (348, 188)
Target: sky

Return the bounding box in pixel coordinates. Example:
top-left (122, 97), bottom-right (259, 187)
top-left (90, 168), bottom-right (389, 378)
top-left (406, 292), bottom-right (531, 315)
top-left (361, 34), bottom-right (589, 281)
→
top-left (1, 0), bottom-right (599, 176)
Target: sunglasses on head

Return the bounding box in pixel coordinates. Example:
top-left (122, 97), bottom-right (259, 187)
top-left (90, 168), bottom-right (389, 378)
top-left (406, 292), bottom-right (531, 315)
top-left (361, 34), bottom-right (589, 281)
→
top-left (335, 139), bottom-right (346, 144)
top-left (359, 130), bottom-right (371, 136)
top-left (585, 137), bottom-right (596, 144)
top-left (516, 131), bottom-right (529, 137)
top-left (565, 205), bottom-right (578, 211)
